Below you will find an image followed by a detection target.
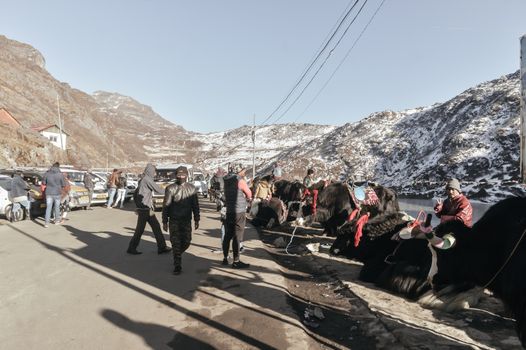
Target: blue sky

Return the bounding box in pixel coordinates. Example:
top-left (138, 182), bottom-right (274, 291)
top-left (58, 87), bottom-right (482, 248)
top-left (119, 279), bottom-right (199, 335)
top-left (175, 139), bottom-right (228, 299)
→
top-left (2, 0), bottom-right (526, 132)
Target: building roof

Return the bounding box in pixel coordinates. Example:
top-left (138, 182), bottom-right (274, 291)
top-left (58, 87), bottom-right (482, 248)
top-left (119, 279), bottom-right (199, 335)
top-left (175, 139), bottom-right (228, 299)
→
top-left (0, 108), bottom-right (22, 127)
top-left (31, 124), bottom-right (70, 136)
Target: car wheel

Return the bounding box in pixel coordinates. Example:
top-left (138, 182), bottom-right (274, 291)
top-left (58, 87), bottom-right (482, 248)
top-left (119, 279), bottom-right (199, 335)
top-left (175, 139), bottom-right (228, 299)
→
top-left (6, 204), bottom-right (23, 222)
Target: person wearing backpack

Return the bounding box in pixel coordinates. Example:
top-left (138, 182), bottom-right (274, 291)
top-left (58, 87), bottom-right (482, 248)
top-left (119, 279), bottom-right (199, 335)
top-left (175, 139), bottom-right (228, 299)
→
top-left (127, 163), bottom-right (171, 255)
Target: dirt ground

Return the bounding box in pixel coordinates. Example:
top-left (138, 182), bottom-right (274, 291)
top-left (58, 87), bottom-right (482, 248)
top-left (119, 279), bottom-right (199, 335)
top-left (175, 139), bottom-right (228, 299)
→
top-left (255, 222), bottom-right (522, 350)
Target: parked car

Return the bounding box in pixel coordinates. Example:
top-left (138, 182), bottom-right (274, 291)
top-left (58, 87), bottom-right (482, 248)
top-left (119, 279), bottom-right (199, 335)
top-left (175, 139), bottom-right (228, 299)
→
top-left (0, 169), bottom-right (47, 218)
top-left (151, 164), bottom-right (194, 210)
top-left (192, 171), bottom-right (208, 198)
top-left (59, 168), bottom-right (92, 209)
top-left (0, 175), bottom-right (12, 217)
top-left (90, 173), bottom-right (109, 205)
top-left (124, 173), bottom-right (138, 201)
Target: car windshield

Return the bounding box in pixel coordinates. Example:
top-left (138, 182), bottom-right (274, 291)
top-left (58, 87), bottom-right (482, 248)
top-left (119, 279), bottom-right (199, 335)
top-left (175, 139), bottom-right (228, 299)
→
top-left (155, 169), bottom-right (177, 182)
top-left (62, 171), bottom-right (84, 183)
top-left (194, 174), bottom-right (204, 181)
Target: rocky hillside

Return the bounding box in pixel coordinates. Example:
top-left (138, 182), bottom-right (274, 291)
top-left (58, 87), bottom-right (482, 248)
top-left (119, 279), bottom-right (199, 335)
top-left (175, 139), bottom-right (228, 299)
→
top-left (0, 35), bottom-right (197, 169)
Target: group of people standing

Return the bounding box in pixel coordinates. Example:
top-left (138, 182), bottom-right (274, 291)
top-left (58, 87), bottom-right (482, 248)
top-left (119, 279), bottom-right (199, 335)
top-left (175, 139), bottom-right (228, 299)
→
top-left (128, 162), bottom-right (254, 275)
top-left (105, 168), bottom-right (128, 208)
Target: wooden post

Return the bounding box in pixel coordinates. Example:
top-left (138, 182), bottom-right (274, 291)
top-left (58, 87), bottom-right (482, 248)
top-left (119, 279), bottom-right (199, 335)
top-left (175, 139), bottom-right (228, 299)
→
top-left (252, 114), bottom-right (256, 181)
top-left (521, 34), bottom-right (526, 183)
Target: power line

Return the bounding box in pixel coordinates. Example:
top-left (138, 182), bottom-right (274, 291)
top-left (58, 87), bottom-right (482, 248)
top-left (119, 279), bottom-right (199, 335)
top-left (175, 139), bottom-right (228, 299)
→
top-left (271, 0), bottom-right (370, 125)
top-left (259, 0), bottom-right (360, 126)
top-left (294, 0), bottom-right (387, 123)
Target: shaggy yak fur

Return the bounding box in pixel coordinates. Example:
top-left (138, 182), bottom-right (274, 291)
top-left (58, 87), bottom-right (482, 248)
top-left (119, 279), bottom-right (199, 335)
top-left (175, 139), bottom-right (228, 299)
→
top-left (251, 197), bottom-right (287, 228)
top-left (431, 196), bottom-right (526, 346)
top-left (331, 212), bottom-right (434, 299)
top-left (251, 180), bottom-right (306, 227)
top-left (303, 182), bottom-right (400, 236)
top-left (332, 197), bottom-right (526, 347)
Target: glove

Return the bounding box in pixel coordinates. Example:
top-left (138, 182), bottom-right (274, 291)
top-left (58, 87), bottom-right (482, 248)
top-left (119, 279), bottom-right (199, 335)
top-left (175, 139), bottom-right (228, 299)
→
top-left (162, 223), bottom-right (168, 232)
top-left (194, 221), bottom-right (199, 230)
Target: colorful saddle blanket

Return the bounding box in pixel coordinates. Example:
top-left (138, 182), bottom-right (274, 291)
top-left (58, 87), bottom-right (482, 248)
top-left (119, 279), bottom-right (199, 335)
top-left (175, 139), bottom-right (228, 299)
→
top-left (349, 183), bottom-right (379, 208)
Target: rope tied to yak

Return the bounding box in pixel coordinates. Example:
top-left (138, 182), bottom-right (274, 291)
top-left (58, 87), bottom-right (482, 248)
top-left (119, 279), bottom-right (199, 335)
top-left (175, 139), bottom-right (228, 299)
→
top-left (482, 226), bottom-right (526, 289)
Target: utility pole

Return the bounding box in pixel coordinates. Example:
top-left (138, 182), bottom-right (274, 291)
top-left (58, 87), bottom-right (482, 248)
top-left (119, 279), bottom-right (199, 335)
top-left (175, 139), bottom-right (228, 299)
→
top-left (252, 114), bottom-right (256, 181)
top-left (56, 94), bottom-right (64, 150)
top-left (521, 34), bottom-right (526, 183)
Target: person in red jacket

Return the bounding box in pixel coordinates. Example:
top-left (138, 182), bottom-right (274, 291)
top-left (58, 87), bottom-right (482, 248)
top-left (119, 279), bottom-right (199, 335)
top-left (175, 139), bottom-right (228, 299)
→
top-left (434, 178), bottom-right (473, 227)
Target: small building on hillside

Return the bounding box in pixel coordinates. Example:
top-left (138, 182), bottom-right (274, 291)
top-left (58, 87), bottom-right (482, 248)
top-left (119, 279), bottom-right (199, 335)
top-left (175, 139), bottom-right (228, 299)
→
top-left (31, 124), bottom-right (68, 150)
top-left (0, 108), bottom-right (22, 128)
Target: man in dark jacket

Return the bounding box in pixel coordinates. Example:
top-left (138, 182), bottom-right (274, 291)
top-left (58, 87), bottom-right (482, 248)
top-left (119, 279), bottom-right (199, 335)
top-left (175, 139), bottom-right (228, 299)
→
top-left (43, 162), bottom-right (66, 227)
top-left (162, 166), bottom-right (200, 275)
top-left (222, 164), bottom-right (252, 268)
top-left (84, 170), bottom-right (95, 210)
top-left (9, 170), bottom-right (31, 221)
top-left (127, 163), bottom-right (172, 255)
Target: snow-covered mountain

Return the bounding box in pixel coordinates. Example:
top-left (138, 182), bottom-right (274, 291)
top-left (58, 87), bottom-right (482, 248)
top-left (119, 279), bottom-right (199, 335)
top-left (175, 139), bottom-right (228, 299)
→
top-left (249, 72), bottom-right (523, 202)
top-left (194, 123), bottom-right (336, 174)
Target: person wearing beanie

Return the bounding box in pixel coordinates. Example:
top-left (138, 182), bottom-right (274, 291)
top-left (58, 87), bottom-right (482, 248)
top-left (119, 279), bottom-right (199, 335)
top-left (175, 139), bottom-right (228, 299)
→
top-left (434, 178), bottom-right (473, 227)
top-left (162, 166), bottom-right (200, 275)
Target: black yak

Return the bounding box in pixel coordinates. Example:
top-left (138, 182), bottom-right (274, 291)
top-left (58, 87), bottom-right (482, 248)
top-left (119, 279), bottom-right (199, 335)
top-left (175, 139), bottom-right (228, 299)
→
top-left (333, 197), bottom-right (526, 347)
top-left (297, 181), bottom-right (400, 236)
top-left (331, 212), bottom-right (433, 299)
top-left (423, 196), bottom-right (526, 346)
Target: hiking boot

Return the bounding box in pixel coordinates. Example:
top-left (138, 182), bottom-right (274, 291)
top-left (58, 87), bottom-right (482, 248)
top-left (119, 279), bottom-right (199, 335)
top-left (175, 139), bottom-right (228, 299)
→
top-left (173, 267), bottom-right (182, 275)
top-left (222, 258), bottom-right (229, 266)
top-left (232, 261), bottom-right (250, 269)
top-left (127, 249), bottom-right (142, 255)
top-left (158, 247), bottom-right (172, 254)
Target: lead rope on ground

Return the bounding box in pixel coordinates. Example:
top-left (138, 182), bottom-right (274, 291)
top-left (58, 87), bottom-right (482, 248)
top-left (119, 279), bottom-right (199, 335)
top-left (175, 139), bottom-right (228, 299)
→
top-left (285, 224), bottom-right (299, 256)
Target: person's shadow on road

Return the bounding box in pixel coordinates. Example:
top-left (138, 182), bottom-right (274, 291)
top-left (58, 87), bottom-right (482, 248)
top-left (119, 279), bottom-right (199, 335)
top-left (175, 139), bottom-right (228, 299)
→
top-left (101, 309), bottom-right (216, 349)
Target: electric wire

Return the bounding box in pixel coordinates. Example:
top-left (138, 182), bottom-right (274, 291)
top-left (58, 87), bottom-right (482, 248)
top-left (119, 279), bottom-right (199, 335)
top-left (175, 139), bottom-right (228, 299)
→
top-left (259, 0), bottom-right (361, 126)
top-left (293, 0), bottom-right (387, 123)
top-left (270, 0), bottom-right (370, 125)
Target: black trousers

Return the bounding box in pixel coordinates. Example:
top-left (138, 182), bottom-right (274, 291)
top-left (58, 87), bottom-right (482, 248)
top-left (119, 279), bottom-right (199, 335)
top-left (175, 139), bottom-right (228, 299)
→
top-left (222, 212), bottom-right (246, 261)
top-left (169, 220), bottom-right (192, 268)
top-left (128, 210), bottom-right (167, 251)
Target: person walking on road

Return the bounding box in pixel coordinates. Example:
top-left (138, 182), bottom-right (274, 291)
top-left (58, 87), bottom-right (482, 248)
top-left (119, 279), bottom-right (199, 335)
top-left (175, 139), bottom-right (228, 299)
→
top-left (84, 169), bottom-right (95, 210)
top-left (106, 169), bottom-right (119, 208)
top-left (162, 166), bottom-right (200, 275)
top-left (42, 162), bottom-right (66, 228)
top-left (113, 170), bottom-right (127, 208)
top-left (127, 163), bottom-right (172, 255)
top-left (222, 164), bottom-right (251, 268)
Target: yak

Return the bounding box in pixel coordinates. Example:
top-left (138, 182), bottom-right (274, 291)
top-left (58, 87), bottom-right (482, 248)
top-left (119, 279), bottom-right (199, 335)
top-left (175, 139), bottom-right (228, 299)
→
top-left (251, 179), bottom-right (305, 228)
top-left (332, 197), bottom-right (526, 347)
top-left (298, 181), bottom-right (400, 236)
top-left (331, 212), bottom-right (434, 299)
top-left (424, 196), bottom-right (526, 346)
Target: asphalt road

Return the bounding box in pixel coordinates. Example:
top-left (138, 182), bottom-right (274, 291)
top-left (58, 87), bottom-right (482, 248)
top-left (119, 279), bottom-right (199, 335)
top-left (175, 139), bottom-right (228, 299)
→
top-left (0, 201), bottom-right (324, 350)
